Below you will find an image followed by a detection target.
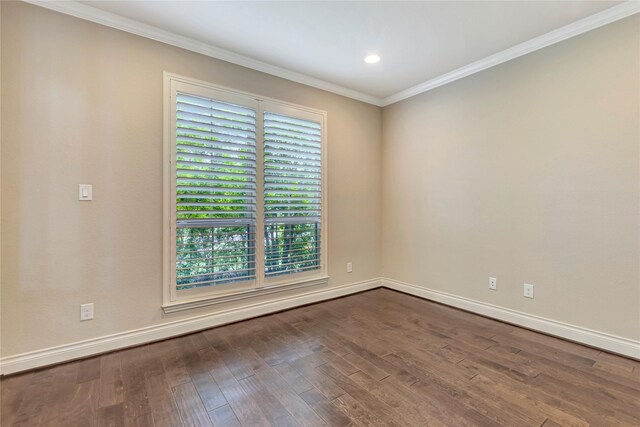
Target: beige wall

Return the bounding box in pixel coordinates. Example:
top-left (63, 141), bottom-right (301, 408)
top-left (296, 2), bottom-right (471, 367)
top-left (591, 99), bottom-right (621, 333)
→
top-left (2, 1), bottom-right (638, 361)
top-left (0, 2), bottom-right (382, 357)
top-left (382, 15), bottom-right (640, 340)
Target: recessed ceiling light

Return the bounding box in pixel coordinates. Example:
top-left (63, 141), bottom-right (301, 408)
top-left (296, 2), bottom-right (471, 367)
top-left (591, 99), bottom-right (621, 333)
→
top-left (364, 54), bottom-right (381, 64)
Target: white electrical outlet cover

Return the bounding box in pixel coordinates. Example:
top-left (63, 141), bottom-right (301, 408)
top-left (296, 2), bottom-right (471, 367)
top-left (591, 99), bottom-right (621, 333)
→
top-left (524, 283), bottom-right (534, 299)
top-left (80, 303), bottom-right (94, 321)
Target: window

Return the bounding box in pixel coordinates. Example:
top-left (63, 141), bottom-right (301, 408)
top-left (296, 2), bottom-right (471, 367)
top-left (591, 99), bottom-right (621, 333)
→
top-left (164, 74), bottom-right (327, 310)
top-left (174, 93), bottom-right (257, 290)
top-left (263, 112), bottom-right (322, 277)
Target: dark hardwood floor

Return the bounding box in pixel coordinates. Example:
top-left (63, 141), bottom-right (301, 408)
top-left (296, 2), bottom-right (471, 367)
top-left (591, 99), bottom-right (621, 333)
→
top-left (1, 288), bottom-right (639, 426)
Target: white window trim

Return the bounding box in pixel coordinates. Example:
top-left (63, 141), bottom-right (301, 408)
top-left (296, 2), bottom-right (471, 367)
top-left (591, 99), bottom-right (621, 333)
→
top-left (162, 72), bottom-right (328, 313)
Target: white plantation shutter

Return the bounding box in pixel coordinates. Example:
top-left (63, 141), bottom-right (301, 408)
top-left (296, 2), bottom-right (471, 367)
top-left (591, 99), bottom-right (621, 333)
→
top-left (166, 77), bottom-right (326, 303)
top-left (263, 111), bottom-right (322, 277)
top-left (174, 93), bottom-right (257, 289)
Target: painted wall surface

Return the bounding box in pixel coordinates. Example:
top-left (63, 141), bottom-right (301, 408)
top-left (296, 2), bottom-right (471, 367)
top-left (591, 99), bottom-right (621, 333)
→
top-left (0, 2), bottom-right (382, 356)
top-left (382, 15), bottom-right (640, 340)
top-left (2, 1), bottom-right (638, 361)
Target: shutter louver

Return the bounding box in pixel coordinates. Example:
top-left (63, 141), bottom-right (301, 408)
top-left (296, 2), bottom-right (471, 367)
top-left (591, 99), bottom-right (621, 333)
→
top-left (175, 93), bottom-right (257, 289)
top-left (263, 112), bottom-right (322, 277)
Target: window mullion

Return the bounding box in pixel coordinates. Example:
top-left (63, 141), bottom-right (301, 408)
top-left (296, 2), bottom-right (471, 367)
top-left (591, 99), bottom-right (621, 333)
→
top-left (255, 102), bottom-right (266, 287)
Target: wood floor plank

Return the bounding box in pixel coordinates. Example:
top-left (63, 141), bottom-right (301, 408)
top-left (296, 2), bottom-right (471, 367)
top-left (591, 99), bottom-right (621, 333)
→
top-left (8, 369), bottom-right (55, 426)
top-left (192, 371), bottom-right (227, 412)
top-left (247, 333), bottom-right (295, 366)
top-left (0, 373), bottom-right (33, 426)
top-left (172, 382), bottom-right (213, 427)
top-left (38, 362), bottom-right (78, 425)
top-left (208, 404), bottom-right (241, 427)
top-left (238, 373), bottom-right (299, 427)
top-left (468, 364), bottom-right (615, 426)
top-left (593, 359), bottom-right (634, 377)
top-left (2, 288), bottom-right (639, 426)
top-left (291, 361), bottom-right (347, 401)
top-left (145, 372), bottom-right (184, 427)
top-left (299, 387), bottom-right (354, 427)
top-left (317, 363), bottom-right (405, 427)
top-left (379, 374), bottom-right (455, 426)
top-left (509, 326), bottom-right (601, 359)
top-left (157, 340), bottom-right (192, 388)
top-left (528, 373), bottom-right (640, 425)
top-left (470, 374), bottom-right (589, 427)
top-left (342, 352), bottom-right (389, 381)
top-left (594, 350), bottom-right (639, 371)
top-left (124, 412), bottom-right (155, 427)
top-left (348, 370), bottom-right (446, 426)
top-left (333, 392), bottom-right (387, 426)
top-left (346, 293), bottom-right (499, 352)
top-left (516, 348), bottom-right (640, 403)
top-left (99, 352), bottom-right (124, 407)
top-left (272, 361), bottom-right (315, 394)
top-left (251, 364), bottom-right (326, 427)
top-left (202, 329), bottom-right (259, 381)
top-left (207, 359), bottom-right (246, 405)
top-left (175, 339), bottom-right (228, 412)
top-left (189, 332), bottom-right (212, 351)
top-left (382, 352), bottom-right (515, 426)
top-left (0, 372), bottom-right (35, 426)
top-left (96, 403), bottom-right (124, 427)
top-left (208, 355), bottom-right (271, 427)
top-left (56, 378), bottom-right (100, 427)
top-left (542, 419), bottom-right (567, 427)
top-left (120, 347), bottom-right (152, 420)
top-left (76, 357), bottom-right (102, 384)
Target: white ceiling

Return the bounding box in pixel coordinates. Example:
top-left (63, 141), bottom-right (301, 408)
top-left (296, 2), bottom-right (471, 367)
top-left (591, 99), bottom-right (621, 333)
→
top-left (66, 1), bottom-right (631, 103)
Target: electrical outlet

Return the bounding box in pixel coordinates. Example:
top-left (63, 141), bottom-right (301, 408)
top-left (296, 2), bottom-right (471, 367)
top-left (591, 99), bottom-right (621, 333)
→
top-left (489, 277), bottom-right (497, 290)
top-left (524, 283), bottom-right (534, 299)
top-left (80, 303), bottom-right (94, 321)
top-left (346, 262), bottom-right (353, 273)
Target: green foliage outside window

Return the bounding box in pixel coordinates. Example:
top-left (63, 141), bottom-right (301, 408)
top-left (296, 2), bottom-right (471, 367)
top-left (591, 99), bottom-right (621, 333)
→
top-left (174, 97), bottom-right (321, 290)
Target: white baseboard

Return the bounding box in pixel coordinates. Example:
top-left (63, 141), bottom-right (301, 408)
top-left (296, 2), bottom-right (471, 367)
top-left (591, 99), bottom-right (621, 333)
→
top-left (382, 278), bottom-right (640, 360)
top-left (0, 278), bottom-right (381, 375)
top-left (3, 276), bottom-right (637, 375)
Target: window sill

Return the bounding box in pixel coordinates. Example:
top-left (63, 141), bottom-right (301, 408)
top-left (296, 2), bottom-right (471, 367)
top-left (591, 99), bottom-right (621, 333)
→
top-left (162, 276), bottom-right (329, 314)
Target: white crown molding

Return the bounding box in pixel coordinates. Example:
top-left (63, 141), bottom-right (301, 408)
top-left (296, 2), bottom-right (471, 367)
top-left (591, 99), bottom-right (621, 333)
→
top-left (0, 278), bottom-right (382, 375)
top-left (382, 1), bottom-right (640, 106)
top-left (22, 0), bottom-right (384, 107)
top-left (24, 1), bottom-right (640, 108)
top-left (383, 278), bottom-right (640, 360)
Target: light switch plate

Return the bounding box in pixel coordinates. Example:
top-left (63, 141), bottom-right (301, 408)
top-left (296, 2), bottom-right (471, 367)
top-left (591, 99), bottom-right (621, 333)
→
top-left (79, 184), bottom-right (93, 201)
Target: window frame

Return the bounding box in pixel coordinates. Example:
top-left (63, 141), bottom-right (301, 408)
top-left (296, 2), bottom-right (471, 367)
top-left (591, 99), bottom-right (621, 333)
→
top-left (163, 73), bottom-right (328, 312)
